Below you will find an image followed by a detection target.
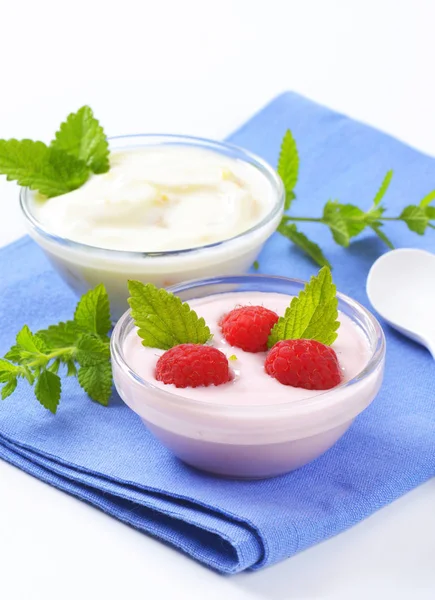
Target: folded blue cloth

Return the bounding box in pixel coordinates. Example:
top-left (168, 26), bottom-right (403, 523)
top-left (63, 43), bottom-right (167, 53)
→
top-left (0, 92), bottom-right (434, 574)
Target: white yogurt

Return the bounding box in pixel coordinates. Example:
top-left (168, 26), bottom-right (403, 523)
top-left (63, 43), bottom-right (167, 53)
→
top-left (23, 137), bottom-right (283, 319)
top-left (33, 146), bottom-right (275, 252)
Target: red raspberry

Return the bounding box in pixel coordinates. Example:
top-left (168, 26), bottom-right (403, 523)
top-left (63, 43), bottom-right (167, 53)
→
top-left (155, 344), bottom-right (230, 388)
top-left (220, 305), bottom-right (279, 353)
top-left (265, 339), bottom-right (341, 390)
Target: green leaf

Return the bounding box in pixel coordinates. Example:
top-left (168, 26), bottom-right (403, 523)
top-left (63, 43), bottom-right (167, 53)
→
top-left (51, 106), bottom-right (110, 175)
top-left (4, 345), bottom-right (22, 363)
top-left (78, 363), bottom-right (112, 406)
top-left (229, 354), bottom-right (238, 361)
top-left (425, 206), bottom-right (435, 219)
top-left (0, 358), bottom-right (21, 380)
top-left (277, 130), bottom-right (299, 209)
top-left (128, 281), bottom-right (211, 350)
top-left (370, 223), bottom-right (395, 249)
top-left (372, 170), bottom-right (393, 206)
top-left (74, 284), bottom-right (111, 337)
top-left (0, 139), bottom-right (89, 198)
top-left (400, 205), bottom-right (428, 234)
top-left (75, 333), bottom-right (110, 367)
top-left (1, 377), bottom-right (17, 400)
top-left (37, 320), bottom-right (82, 348)
top-left (284, 191), bottom-right (296, 211)
top-left (34, 370), bottom-right (61, 414)
top-left (334, 204), bottom-right (368, 238)
top-left (268, 266), bottom-right (339, 348)
top-left (66, 360), bottom-right (77, 377)
top-left (47, 359), bottom-right (61, 375)
top-left (419, 189), bottom-right (435, 208)
top-left (277, 221), bottom-right (331, 268)
top-left (16, 325), bottom-right (47, 354)
top-left (322, 201), bottom-right (350, 246)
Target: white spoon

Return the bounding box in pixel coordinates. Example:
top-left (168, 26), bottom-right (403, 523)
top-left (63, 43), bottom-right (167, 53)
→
top-left (366, 248), bottom-right (435, 357)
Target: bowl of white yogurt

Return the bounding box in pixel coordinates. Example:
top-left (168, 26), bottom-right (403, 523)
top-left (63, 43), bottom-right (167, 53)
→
top-left (111, 275), bottom-right (386, 479)
top-left (20, 135), bottom-right (284, 319)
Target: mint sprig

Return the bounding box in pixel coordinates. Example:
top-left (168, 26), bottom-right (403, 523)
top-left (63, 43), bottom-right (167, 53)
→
top-left (128, 281), bottom-right (212, 350)
top-left (268, 267), bottom-right (339, 348)
top-left (0, 284), bottom-right (112, 413)
top-left (277, 129), bottom-right (435, 266)
top-left (0, 106), bottom-right (109, 198)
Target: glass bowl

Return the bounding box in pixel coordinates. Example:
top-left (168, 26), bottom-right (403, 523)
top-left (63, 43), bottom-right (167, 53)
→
top-left (111, 275), bottom-right (386, 479)
top-left (20, 134), bottom-right (284, 320)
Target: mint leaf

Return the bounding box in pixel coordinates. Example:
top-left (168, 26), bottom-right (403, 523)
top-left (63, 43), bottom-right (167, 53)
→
top-left (0, 358), bottom-right (21, 381)
top-left (128, 281), bottom-right (211, 350)
top-left (74, 283), bottom-right (111, 337)
top-left (1, 377), bottom-right (17, 400)
top-left (400, 205), bottom-right (428, 234)
top-left (419, 189), bottom-right (435, 208)
top-left (38, 320), bottom-right (83, 348)
top-left (284, 191), bottom-right (296, 211)
top-left (47, 359), bottom-right (61, 375)
top-left (66, 360), bottom-right (77, 377)
top-left (0, 140), bottom-right (89, 198)
top-left (4, 345), bottom-right (22, 363)
top-left (372, 170), bottom-right (393, 207)
top-left (78, 363), bottom-right (112, 406)
top-left (419, 191), bottom-right (435, 220)
top-left (268, 266), bottom-right (339, 348)
top-left (16, 325), bottom-right (47, 355)
top-left (51, 106), bottom-right (109, 175)
top-left (337, 205), bottom-right (369, 237)
top-left (34, 370), bottom-right (61, 414)
top-left (370, 223), bottom-right (395, 249)
top-left (278, 221), bottom-right (331, 268)
top-left (278, 130), bottom-right (299, 210)
top-left (75, 334), bottom-right (110, 366)
top-left (322, 201), bottom-right (350, 247)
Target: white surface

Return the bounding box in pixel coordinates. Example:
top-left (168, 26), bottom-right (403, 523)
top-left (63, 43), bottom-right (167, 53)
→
top-left (0, 0), bottom-right (434, 598)
top-left (367, 249), bottom-right (435, 356)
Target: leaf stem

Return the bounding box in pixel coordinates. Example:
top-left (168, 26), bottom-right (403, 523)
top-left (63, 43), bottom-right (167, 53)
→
top-left (284, 215), bottom-right (434, 223)
top-left (284, 217), bottom-right (323, 223)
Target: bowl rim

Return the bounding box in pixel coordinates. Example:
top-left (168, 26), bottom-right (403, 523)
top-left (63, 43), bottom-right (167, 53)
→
top-left (110, 273), bottom-right (386, 413)
top-left (19, 133), bottom-right (285, 259)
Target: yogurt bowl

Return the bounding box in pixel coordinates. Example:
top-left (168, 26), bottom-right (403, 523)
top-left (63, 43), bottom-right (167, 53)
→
top-left (20, 135), bottom-right (284, 320)
top-left (111, 275), bottom-right (386, 479)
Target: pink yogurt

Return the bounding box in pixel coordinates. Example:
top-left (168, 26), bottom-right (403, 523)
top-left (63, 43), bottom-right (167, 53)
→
top-left (111, 278), bottom-right (386, 479)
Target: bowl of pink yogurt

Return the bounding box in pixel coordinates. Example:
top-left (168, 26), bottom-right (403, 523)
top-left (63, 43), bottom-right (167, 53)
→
top-left (111, 275), bottom-right (386, 479)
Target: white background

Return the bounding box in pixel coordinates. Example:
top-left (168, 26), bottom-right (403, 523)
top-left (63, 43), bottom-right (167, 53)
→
top-left (0, 1), bottom-right (434, 598)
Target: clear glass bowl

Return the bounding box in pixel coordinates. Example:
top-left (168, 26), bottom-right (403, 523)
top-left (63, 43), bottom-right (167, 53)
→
top-left (20, 134), bottom-right (284, 320)
top-left (111, 275), bottom-right (386, 479)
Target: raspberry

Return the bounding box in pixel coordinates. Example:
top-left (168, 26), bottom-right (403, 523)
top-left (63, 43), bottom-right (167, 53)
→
top-left (220, 305), bottom-right (279, 353)
top-left (155, 344), bottom-right (230, 388)
top-left (265, 339), bottom-right (341, 390)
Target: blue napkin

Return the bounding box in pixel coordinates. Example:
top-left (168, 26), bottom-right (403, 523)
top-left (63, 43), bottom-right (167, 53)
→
top-left (0, 92), bottom-right (434, 574)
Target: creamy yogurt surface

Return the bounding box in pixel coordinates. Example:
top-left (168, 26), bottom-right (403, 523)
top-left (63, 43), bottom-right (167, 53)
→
top-left (123, 291), bottom-right (372, 406)
top-left (33, 146), bottom-right (275, 252)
